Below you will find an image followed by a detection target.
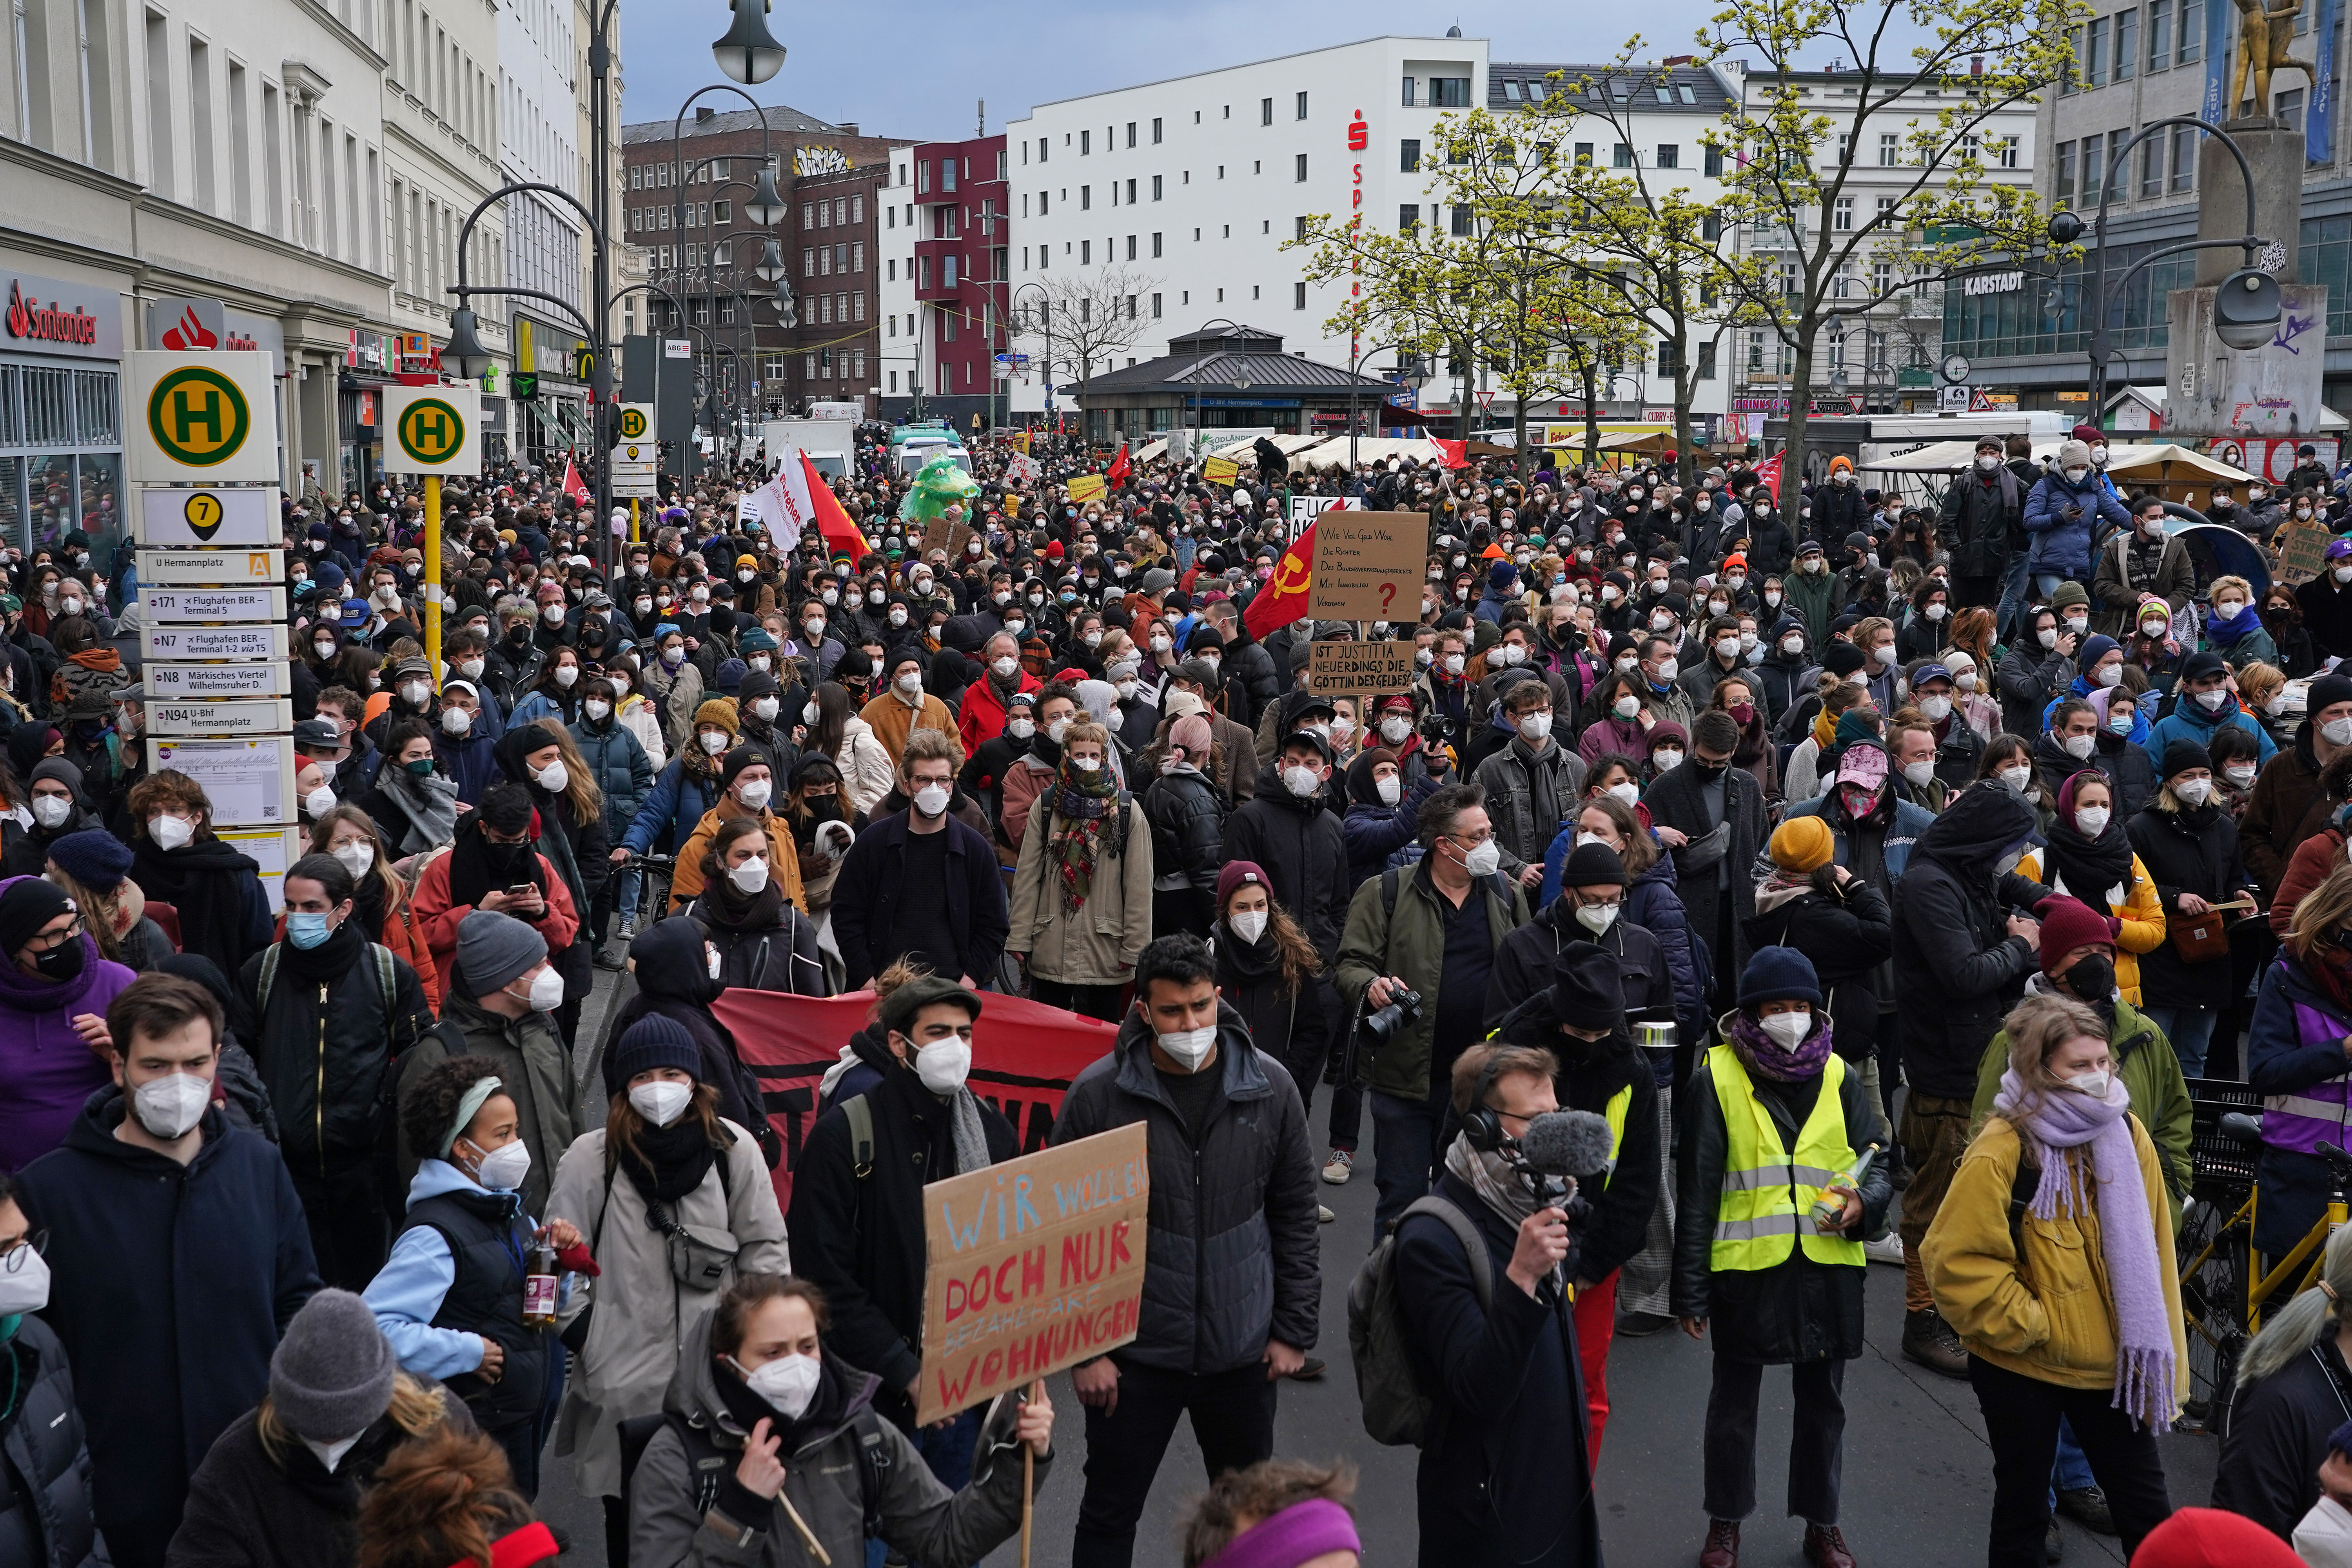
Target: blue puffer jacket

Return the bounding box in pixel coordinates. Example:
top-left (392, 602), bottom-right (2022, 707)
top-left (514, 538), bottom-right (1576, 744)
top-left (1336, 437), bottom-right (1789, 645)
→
top-left (620, 755), bottom-right (721, 858)
top-left (2144, 692), bottom-right (2277, 772)
top-left (2024, 468), bottom-right (2131, 577)
top-left (569, 715), bottom-right (655, 845)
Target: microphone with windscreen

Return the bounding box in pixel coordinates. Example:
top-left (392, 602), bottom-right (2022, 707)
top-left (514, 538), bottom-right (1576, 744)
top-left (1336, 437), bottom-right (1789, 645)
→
top-left (1509, 1109), bottom-right (1617, 1208)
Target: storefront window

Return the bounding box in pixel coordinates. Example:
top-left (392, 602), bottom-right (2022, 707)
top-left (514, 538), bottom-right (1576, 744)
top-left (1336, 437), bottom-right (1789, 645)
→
top-left (28, 453), bottom-right (74, 553)
top-left (76, 452), bottom-right (121, 562)
top-left (0, 363), bottom-right (121, 556)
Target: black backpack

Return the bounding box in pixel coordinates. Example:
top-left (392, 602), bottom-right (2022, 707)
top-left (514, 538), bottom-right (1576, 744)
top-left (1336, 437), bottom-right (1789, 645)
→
top-left (1345, 1194), bottom-right (1493, 1447)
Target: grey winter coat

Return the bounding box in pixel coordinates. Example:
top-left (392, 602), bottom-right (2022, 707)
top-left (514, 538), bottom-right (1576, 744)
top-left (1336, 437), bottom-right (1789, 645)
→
top-left (1050, 1003), bottom-right (1321, 1374)
top-left (1470, 735), bottom-right (1588, 874)
top-left (548, 1120), bottom-right (790, 1499)
top-left (628, 1308), bottom-right (1047, 1568)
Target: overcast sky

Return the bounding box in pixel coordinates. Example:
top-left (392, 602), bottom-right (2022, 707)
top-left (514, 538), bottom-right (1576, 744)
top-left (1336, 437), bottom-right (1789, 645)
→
top-left (617, 0), bottom-right (1730, 143)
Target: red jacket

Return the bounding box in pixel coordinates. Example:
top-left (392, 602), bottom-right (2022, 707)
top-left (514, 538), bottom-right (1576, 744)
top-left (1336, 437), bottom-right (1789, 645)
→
top-left (956, 666), bottom-right (1042, 757)
top-left (409, 846), bottom-right (580, 997)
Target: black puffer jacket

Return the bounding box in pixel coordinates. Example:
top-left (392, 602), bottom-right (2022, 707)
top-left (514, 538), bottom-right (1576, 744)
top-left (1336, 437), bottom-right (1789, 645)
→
top-left (1488, 988), bottom-right (1661, 1285)
top-left (1223, 765), bottom-right (1349, 961)
top-left (1891, 783), bottom-right (2047, 1100)
top-left (0, 1316), bottom-right (105, 1568)
top-left (1140, 764), bottom-right (1225, 894)
top-left (235, 931), bottom-right (434, 1181)
top-left (1050, 1001), bottom-right (1319, 1375)
top-left (1670, 1047), bottom-right (1894, 1363)
top-left (2212, 1338), bottom-right (2352, 1539)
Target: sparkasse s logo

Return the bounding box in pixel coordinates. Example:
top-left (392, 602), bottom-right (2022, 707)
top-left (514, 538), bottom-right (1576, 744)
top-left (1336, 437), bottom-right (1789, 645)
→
top-left (6, 281), bottom-right (98, 347)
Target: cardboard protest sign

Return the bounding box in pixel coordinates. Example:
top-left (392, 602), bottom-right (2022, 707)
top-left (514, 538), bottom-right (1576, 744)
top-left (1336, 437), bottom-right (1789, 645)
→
top-left (1202, 455), bottom-right (1241, 486)
top-left (2277, 519), bottom-right (2333, 586)
top-left (1308, 640), bottom-right (1415, 694)
top-left (916, 1123), bottom-right (1149, 1425)
top-left (1065, 473), bottom-right (1107, 505)
top-left (708, 988), bottom-right (1120, 1211)
top-left (1309, 511), bottom-right (1423, 620)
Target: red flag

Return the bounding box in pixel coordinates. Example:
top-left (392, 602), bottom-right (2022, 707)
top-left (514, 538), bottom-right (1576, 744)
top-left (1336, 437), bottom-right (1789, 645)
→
top-left (561, 459), bottom-right (590, 507)
top-left (1430, 436), bottom-right (1469, 469)
top-left (1244, 519), bottom-right (1318, 641)
top-left (1106, 442), bottom-right (1131, 486)
top-left (802, 452), bottom-right (871, 560)
top-left (1753, 452), bottom-right (1782, 503)
top-left (709, 987), bottom-right (1118, 1210)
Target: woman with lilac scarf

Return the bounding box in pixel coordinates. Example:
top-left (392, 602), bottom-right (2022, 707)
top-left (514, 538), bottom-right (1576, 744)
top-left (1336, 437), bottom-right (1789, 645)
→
top-left (1922, 990), bottom-right (2187, 1568)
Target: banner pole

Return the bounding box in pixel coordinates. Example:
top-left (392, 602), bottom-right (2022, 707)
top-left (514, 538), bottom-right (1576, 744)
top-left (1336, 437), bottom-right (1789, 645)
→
top-left (423, 473), bottom-right (442, 688)
top-left (1020, 1377), bottom-right (1040, 1568)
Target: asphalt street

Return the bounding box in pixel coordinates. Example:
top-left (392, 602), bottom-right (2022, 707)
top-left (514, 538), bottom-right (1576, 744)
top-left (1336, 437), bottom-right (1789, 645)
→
top-left (543, 969), bottom-right (2222, 1566)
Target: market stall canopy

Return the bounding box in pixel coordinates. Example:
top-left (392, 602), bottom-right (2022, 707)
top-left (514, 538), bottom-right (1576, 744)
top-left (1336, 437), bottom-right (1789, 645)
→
top-left (1862, 439), bottom-right (2254, 481)
top-left (1286, 435), bottom-right (1449, 472)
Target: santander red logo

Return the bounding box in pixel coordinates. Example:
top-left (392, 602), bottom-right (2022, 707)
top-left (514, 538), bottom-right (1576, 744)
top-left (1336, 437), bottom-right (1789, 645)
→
top-left (5, 281), bottom-right (98, 347)
top-left (160, 304), bottom-right (218, 350)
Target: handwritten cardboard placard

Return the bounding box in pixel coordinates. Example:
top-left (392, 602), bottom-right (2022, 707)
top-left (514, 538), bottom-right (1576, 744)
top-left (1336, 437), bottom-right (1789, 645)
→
top-left (916, 1123), bottom-right (1149, 1425)
top-left (1203, 455), bottom-right (1241, 486)
top-left (1308, 640), bottom-right (1416, 695)
top-left (920, 519), bottom-right (974, 562)
top-left (2277, 519), bottom-right (2334, 586)
top-left (1309, 510), bottom-right (1425, 620)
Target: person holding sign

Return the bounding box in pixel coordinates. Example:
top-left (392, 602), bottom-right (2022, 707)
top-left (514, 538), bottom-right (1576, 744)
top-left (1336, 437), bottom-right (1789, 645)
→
top-left (1052, 935), bottom-right (1320, 1568)
top-left (630, 1275), bottom-right (1054, 1568)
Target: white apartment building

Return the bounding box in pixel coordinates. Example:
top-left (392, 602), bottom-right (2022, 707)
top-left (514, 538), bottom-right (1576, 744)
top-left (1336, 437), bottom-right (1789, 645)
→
top-left (0, 0), bottom-right (394, 514)
top-left (497, 0), bottom-right (589, 453)
top-left (382, 0), bottom-right (505, 380)
top-left (999, 34), bottom-right (1494, 418)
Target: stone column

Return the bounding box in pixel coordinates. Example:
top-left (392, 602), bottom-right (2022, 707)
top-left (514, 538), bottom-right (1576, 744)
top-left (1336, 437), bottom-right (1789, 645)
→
top-left (2196, 118), bottom-right (2303, 284)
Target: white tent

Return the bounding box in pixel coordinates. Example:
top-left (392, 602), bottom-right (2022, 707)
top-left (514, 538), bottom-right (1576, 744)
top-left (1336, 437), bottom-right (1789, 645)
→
top-left (1861, 439), bottom-right (2256, 483)
top-left (1287, 436), bottom-right (1448, 473)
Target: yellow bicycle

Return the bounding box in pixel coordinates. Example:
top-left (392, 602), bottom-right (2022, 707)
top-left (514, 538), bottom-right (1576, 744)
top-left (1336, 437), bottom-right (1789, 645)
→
top-left (2174, 1093), bottom-right (2352, 1434)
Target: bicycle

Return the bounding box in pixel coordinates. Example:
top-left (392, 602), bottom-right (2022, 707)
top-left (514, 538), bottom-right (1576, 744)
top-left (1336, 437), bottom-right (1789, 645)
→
top-left (2173, 1081), bottom-right (2352, 1434)
top-left (616, 853), bottom-right (677, 931)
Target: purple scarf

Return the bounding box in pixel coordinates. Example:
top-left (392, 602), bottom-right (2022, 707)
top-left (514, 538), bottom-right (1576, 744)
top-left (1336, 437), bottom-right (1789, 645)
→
top-left (1726, 1011), bottom-right (1834, 1082)
top-left (1992, 1069), bottom-right (2173, 1431)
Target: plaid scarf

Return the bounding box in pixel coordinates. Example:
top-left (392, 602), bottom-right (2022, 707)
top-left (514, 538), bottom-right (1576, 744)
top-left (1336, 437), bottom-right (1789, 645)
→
top-left (1049, 759), bottom-right (1121, 913)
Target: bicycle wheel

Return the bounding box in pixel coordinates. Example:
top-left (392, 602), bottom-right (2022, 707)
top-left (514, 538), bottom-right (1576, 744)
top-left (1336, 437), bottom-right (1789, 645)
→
top-left (2175, 1190), bottom-right (2251, 1435)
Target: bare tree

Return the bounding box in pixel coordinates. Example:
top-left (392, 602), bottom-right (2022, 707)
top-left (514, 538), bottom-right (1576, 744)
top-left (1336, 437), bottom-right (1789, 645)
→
top-left (1008, 265), bottom-right (1164, 417)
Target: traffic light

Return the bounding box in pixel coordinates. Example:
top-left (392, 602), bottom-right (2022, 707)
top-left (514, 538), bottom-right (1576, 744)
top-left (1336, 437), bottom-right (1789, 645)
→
top-left (512, 370), bottom-right (539, 401)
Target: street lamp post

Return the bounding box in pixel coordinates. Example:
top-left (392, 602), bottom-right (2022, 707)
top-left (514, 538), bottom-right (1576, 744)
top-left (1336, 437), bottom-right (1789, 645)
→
top-left (1346, 340), bottom-right (1414, 477)
top-left (1186, 318), bottom-right (1245, 462)
top-left (1010, 281), bottom-right (1053, 450)
top-left (2045, 115), bottom-right (2283, 421)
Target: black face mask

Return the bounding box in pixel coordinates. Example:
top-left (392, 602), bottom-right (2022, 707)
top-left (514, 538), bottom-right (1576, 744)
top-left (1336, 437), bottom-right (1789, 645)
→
top-left (507, 627), bottom-right (533, 648)
top-left (805, 796), bottom-right (842, 824)
top-left (1689, 759), bottom-right (1730, 784)
top-left (483, 838), bottom-right (531, 875)
top-left (33, 936), bottom-right (83, 982)
top-left (2061, 951), bottom-right (2117, 1003)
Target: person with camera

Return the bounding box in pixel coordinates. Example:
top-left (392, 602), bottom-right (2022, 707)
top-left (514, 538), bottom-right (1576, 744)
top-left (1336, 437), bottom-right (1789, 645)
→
top-left (1486, 942), bottom-right (1662, 1468)
top-left (1674, 946), bottom-right (1891, 1568)
top-left (1336, 782), bottom-right (1533, 1241)
top-left (1392, 1040), bottom-right (1602, 1567)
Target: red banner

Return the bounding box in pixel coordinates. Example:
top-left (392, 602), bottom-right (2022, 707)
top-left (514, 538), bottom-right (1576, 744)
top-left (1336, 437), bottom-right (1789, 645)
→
top-left (1242, 519), bottom-right (1318, 641)
top-left (708, 987), bottom-right (1121, 1211)
top-left (1753, 452), bottom-right (1782, 503)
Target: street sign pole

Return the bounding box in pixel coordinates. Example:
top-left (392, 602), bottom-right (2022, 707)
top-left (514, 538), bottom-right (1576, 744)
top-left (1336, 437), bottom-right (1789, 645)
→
top-left (424, 473), bottom-right (443, 686)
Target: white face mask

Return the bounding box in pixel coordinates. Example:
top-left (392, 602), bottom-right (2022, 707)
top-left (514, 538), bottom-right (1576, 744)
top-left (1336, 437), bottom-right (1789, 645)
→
top-left (1518, 712), bottom-right (1553, 744)
top-left (897, 671), bottom-right (924, 696)
top-left (991, 655), bottom-right (1020, 679)
top-left (914, 783), bottom-right (951, 817)
top-left (149, 813), bottom-right (196, 851)
top-left (553, 665), bottom-right (579, 689)
top-left (804, 702), bottom-right (822, 727)
top-left (465, 1136), bottom-right (532, 1192)
top-left (1654, 748), bottom-right (1684, 771)
top-left (2065, 615), bottom-right (2090, 635)
top-left (629, 1080), bottom-right (695, 1127)
top-left (2063, 733), bottom-right (2096, 760)
top-left (1653, 658), bottom-right (1679, 683)
top-left (1229, 908), bottom-right (1269, 944)
top-left (442, 707), bottom-right (474, 736)
top-left (132, 1070), bottom-right (212, 1139)
top-left (1760, 1011), bottom-right (1813, 1051)
top-left (1457, 837), bottom-right (1503, 878)
top-left (1376, 772), bottom-right (1401, 805)
top-left (736, 779), bottom-right (773, 810)
top-left (742, 1352), bottom-right (823, 1419)
top-left (1046, 718), bottom-right (1071, 744)
top-left (0, 1242), bottom-right (50, 1315)
top-left (2073, 805), bottom-right (2111, 837)
top-left (2174, 777), bottom-right (2212, 807)
top-left (331, 840), bottom-right (375, 878)
top-left (2092, 664), bottom-right (2123, 688)
top-left (1955, 670), bottom-right (1978, 691)
top-left (303, 784), bottom-right (338, 820)
top-left (2336, 565), bottom-right (2352, 585)
top-left (584, 699), bottom-right (612, 722)
top-left (752, 697), bottom-right (780, 723)
top-left (2227, 763), bottom-right (2258, 786)
top-left (2063, 1068), bottom-right (2112, 1100)
top-left (1999, 764), bottom-right (2033, 793)
top-left (519, 966), bottom-right (565, 1012)
top-left (1900, 759), bottom-right (1934, 788)
top-left (700, 731), bottom-right (730, 755)
top-left (1156, 1024), bottom-right (1218, 1073)
top-left (2038, 628), bottom-right (2059, 650)
top-left (2326, 717), bottom-right (2352, 747)
top-left (914, 1036), bottom-right (972, 1095)
top-left (534, 761), bottom-right (568, 794)
top-left (1072, 754), bottom-right (1103, 773)
top-left (30, 795), bottom-right (70, 828)
top-left (727, 852), bottom-right (774, 895)
top-left (1282, 765), bottom-right (1322, 799)
top-left (1574, 901), bottom-right (1618, 935)
top-left (1917, 695), bottom-right (1951, 723)
top-left (1613, 695), bottom-right (1641, 721)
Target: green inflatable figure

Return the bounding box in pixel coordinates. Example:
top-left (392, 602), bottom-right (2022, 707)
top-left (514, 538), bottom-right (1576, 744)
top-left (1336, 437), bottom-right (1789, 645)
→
top-left (897, 454), bottom-right (980, 525)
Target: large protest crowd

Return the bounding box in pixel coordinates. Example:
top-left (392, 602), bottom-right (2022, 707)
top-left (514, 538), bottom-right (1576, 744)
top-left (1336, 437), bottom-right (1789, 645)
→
top-left (13, 417), bottom-right (2352, 1568)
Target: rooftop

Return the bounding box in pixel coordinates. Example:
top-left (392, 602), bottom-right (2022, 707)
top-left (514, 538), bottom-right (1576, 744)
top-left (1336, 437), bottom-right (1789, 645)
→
top-left (621, 103), bottom-right (842, 144)
top-left (1487, 62), bottom-right (1735, 113)
top-left (1076, 326), bottom-right (1396, 398)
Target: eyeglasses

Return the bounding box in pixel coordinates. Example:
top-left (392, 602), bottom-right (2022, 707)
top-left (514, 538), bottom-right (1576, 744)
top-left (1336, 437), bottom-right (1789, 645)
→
top-left (22, 918), bottom-right (82, 953)
top-left (0, 1229), bottom-right (46, 1271)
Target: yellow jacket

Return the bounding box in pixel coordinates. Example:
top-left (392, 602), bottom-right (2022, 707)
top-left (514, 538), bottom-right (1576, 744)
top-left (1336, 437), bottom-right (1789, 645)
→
top-left (670, 799), bottom-right (808, 916)
top-left (857, 690), bottom-right (964, 767)
top-left (1921, 1113), bottom-right (2187, 1403)
top-left (2017, 849), bottom-right (2167, 1005)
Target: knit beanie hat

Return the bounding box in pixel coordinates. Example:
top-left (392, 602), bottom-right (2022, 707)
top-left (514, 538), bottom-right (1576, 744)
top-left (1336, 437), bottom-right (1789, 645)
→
top-left (1820, 642), bottom-right (1867, 679)
top-left (1770, 815), bottom-right (1835, 873)
top-left (1216, 859), bottom-right (1269, 911)
top-left (455, 909), bottom-right (548, 996)
top-left (693, 697), bottom-right (740, 739)
top-left (2161, 739), bottom-right (2214, 780)
top-left (46, 828), bottom-right (131, 891)
top-left (720, 745), bottom-right (775, 793)
top-left (2312, 673), bottom-right (2352, 719)
top-left (1560, 843), bottom-right (1627, 889)
top-left (2050, 579), bottom-right (2092, 611)
top-left (605, 1014), bottom-right (702, 1097)
top-left (1550, 941), bottom-right (1624, 1032)
top-left (1739, 945), bottom-right (1824, 1008)
top-left (0, 877), bottom-right (71, 958)
top-left (29, 757), bottom-right (83, 803)
top-left (2033, 895), bottom-right (2119, 974)
top-left (269, 1288), bottom-right (396, 1443)
top-left (2128, 1508), bottom-right (2304, 1568)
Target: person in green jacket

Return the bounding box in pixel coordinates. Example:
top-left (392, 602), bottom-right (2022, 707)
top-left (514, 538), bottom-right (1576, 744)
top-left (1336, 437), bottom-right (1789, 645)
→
top-left (1969, 893), bottom-right (2192, 1229)
top-left (1333, 780), bottom-right (1530, 1245)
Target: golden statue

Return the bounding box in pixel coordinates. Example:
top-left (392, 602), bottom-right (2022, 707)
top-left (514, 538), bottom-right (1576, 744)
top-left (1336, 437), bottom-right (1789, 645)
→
top-left (2230, 0), bottom-right (2317, 120)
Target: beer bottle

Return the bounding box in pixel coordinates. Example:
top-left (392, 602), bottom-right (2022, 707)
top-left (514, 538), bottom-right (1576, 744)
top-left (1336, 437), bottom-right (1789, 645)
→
top-left (523, 1230), bottom-right (559, 1327)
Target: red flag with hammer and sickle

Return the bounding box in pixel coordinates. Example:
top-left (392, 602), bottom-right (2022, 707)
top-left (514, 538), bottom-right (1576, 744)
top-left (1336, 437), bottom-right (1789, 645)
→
top-left (1244, 519), bottom-right (1320, 641)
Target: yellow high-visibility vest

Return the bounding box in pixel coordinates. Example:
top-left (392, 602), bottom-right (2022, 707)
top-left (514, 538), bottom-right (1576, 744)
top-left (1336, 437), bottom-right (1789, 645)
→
top-left (1601, 1083), bottom-right (1632, 1183)
top-left (1706, 1044), bottom-right (1866, 1272)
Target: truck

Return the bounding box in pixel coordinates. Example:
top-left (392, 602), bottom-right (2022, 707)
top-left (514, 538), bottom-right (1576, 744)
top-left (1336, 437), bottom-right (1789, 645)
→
top-left (762, 417), bottom-right (858, 481)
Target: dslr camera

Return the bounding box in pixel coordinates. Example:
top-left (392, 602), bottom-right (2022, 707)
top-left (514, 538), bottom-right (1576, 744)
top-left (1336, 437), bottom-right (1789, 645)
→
top-left (1362, 986), bottom-right (1424, 1047)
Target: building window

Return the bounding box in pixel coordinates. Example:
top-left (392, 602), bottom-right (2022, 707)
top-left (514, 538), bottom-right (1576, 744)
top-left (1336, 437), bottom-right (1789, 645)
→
top-left (2000, 135), bottom-right (2020, 168)
top-left (2148, 0), bottom-right (2173, 64)
top-left (1126, 234), bottom-right (1136, 260)
top-left (1293, 281), bottom-right (1306, 309)
top-left (2081, 133), bottom-right (2106, 205)
top-left (2171, 124), bottom-right (2195, 191)
top-left (1260, 96), bottom-right (1272, 125)
top-left (1450, 203), bottom-right (1472, 236)
top-left (1296, 90), bottom-right (1308, 119)
top-left (1152, 116), bottom-right (1162, 143)
top-left (1399, 203), bottom-right (1419, 232)
top-left (1834, 196), bottom-right (1854, 230)
top-left (2086, 15), bottom-right (2108, 83)
top-left (1151, 230), bottom-right (1163, 256)
top-left (2279, 85), bottom-right (2307, 132)
top-left (1430, 76), bottom-right (1470, 107)
top-left (1401, 138), bottom-right (1420, 172)
top-left (1152, 174), bottom-right (1162, 199)
top-left (1080, 129), bottom-right (1090, 154)
top-left (2141, 136), bottom-right (2163, 197)
top-left (1612, 143), bottom-right (1632, 167)
top-left (1656, 144), bottom-right (1679, 168)
top-left (1698, 342), bottom-right (1717, 380)
top-left (2056, 140), bottom-right (2076, 205)
top-left (1151, 292), bottom-right (1162, 317)
top-left (2180, 0), bottom-right (2203, 61)
top-left (1401, 76), bottom-right (1415, 106)
top-left (2117, 6), bottom-right (2138, 79)
top-left (1125, 177), bottom-right (1135, 203)
top-left (1126, 121), bottom-right (1136, 147)
top-left (1080, 239), bottom-right (1090, 263)
top-left (1879, 132), bottom-right (1899, 167)
top-left (1294, 152), bottom-right (1307, 180)
top-left (1704, 145), bottom-right (1722, 177)
top-left (1081, 185), bottom-right (1091, 210)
